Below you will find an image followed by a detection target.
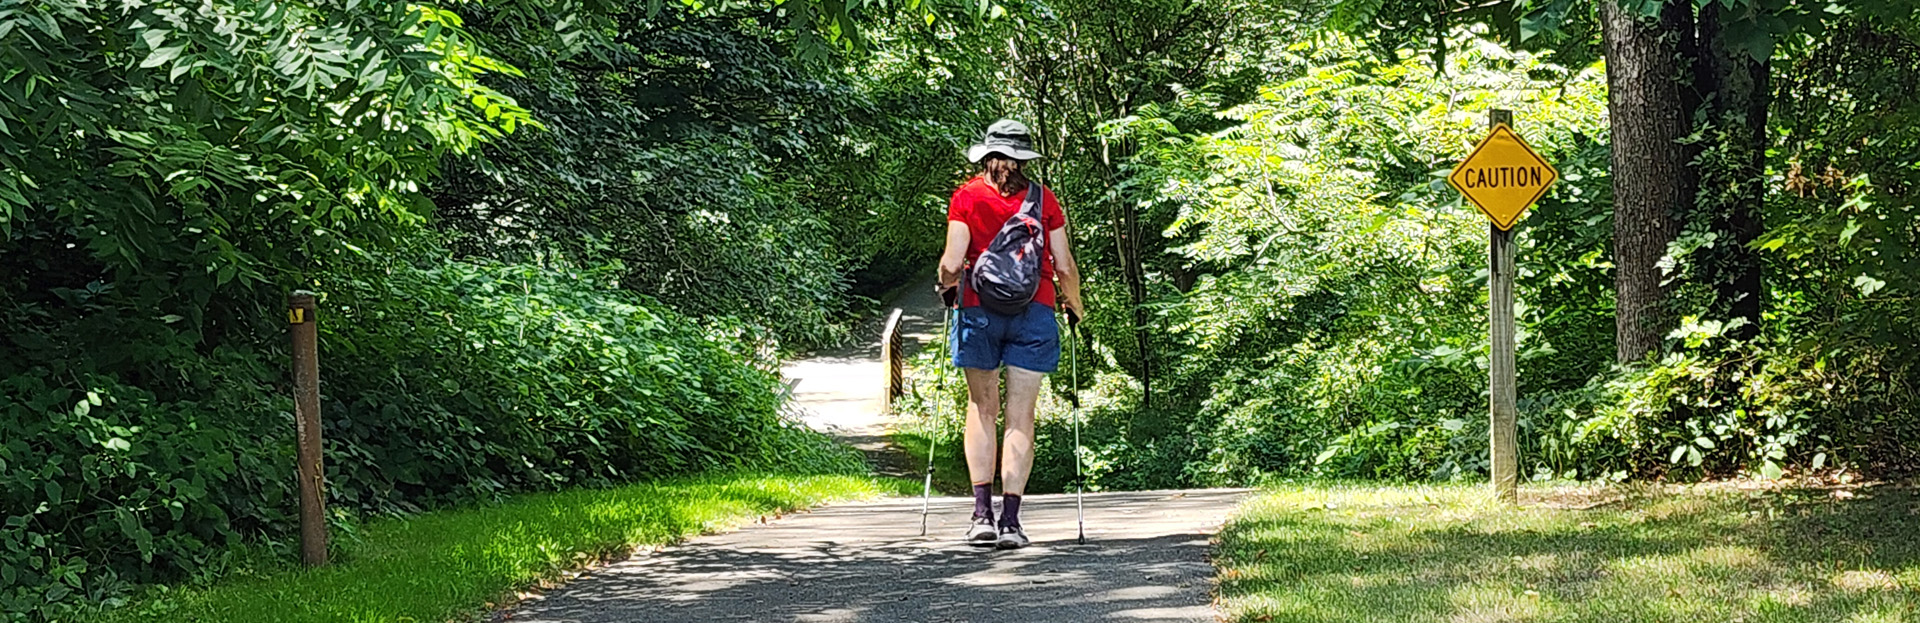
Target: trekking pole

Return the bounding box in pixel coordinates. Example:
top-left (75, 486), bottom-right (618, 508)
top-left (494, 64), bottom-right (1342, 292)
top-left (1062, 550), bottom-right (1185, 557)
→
top-left (1067, 309), bottom-right (1086, 545)
top-left (922, 288), bottom-right (958, 536)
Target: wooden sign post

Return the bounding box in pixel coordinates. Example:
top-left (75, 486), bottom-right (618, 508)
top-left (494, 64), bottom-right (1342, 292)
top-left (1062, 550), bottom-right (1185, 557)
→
top-left (1448, 109), bottom-right (1557, 502)
top-left (288, 291), bottom-right (328, 565)
top-left (1486, 110), bottom-right (1519, 503)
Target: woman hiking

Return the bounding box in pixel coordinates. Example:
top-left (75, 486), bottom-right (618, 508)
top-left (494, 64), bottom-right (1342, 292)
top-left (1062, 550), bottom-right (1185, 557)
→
top-left (938, 119), bottom-right (1087, 549)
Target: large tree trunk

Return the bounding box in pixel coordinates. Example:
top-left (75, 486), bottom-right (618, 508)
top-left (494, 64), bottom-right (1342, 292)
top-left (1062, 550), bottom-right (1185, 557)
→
top-left (1696, 3), bottom-right (1770, 340)
top-left (1602, 0), bottom-right (1697, 363)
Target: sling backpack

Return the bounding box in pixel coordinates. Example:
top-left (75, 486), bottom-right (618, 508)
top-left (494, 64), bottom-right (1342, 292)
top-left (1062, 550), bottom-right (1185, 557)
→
top-left (969, 183), bottom-right (1047, 316)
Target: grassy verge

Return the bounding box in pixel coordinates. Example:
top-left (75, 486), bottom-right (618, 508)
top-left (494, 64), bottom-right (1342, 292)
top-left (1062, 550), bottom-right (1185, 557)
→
top-left (1215, 481), bottom-right (1920, 622)
top-left (889, 430), bottom-right (975, 496)
top-left (96, 473), bottom-right (892, 623)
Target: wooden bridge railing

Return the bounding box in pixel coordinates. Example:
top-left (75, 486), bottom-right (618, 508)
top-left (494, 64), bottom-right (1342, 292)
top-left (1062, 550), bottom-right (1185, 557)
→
top-left (879, 308), bottom-right (905, 413)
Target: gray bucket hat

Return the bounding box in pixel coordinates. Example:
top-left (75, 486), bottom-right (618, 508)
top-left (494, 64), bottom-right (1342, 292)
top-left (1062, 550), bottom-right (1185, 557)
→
top-left (966, 119), bottom-right (1043, 163)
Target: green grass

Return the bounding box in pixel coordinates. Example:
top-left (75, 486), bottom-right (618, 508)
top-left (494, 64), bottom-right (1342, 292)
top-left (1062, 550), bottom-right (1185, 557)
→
top-left (1215, 481), bottom-right (1920, 622)
top-left (889, 430), bottom-right (975, 496)
top-left (96, 472), bottom-right (894, 623)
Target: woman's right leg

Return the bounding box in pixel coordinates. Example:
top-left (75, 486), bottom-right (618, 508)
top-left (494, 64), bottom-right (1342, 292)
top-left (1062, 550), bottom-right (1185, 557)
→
top-left (962, 367), bottom-right (1002, 488)
top-left (961, 367), bottom-right (1002, 542)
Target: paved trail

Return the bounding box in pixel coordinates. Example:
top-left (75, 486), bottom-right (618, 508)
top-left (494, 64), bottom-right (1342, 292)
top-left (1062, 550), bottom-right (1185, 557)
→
top-left (775, 278), bottom-right (946, 477)
top-left (503, 278), bottom-right (1247, 623)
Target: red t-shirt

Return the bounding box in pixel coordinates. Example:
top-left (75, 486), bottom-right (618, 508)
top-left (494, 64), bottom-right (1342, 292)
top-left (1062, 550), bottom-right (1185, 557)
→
top-left (948, 176), bottom-right (1067, 308)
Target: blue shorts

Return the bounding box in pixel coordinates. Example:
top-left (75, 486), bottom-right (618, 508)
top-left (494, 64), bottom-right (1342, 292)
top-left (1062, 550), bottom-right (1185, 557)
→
top-left (951, 303), bottom-right (1060, 373)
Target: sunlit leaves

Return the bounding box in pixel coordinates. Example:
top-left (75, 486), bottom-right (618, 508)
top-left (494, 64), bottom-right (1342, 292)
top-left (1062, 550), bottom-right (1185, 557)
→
top-left (1157, 29), bottom-right (1607, 352)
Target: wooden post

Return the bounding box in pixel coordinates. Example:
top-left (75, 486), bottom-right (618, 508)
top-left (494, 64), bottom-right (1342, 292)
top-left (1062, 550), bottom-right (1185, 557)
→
top-left (1487, 109), bottom-right (1519, 503)
top-left (879, 308), bottom-right (906, 413)
top-left (288, 291), bottom-right (328, 566)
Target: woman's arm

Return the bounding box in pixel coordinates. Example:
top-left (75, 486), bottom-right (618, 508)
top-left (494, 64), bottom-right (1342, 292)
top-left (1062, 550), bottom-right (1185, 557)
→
top-left (939, 220), bottom-right (971, 288)
top-left (1049, 216), bottom-right (1086, 321)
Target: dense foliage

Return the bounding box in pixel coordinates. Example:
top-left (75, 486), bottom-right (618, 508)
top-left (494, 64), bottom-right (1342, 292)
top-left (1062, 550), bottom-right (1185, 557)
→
top-left (0, 2), bottom-right (535, 617)
top-left (0, 0), bottom-right (972, 619)
top-left (901, 2), bottom-right (1920, 493)
top-left (432, 3), bottom-right (997, 347)
top-left (1146, 32), bottom-right (1611, 483)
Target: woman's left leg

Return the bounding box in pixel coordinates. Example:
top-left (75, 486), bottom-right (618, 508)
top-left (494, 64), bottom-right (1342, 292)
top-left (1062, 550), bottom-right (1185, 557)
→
top-left (999, 366), bottom-right (1045, 498)
top-left (990, 366), bottom-right (1044, 548)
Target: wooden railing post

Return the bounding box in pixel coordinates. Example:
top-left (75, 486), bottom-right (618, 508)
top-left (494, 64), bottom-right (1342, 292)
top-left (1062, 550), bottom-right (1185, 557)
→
top-left (880, 308), bottom-right (906, 412)
top-left (288, 291), bottom-right (327, 566)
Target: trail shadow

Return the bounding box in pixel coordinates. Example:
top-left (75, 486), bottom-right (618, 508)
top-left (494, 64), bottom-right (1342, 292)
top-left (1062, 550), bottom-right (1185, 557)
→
top-left (512, 534), bottom-right (1213, 623)
top-left (842, 433), bottom-right (925, 482)
top-left (507, 490), bottom-right (1242, 623)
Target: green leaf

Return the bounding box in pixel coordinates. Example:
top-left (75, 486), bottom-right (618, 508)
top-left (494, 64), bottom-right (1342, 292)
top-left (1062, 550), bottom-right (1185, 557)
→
top-left (141, 44), bottom-right (186, 69)
top-left (1519, 0), bottom-right (1577, 41)
top-left (115, 508), bottom-right (139, 540)
top-left (0, 173), bottom-right (27, 206)
top-left (1853, 274), bottom-right (1885, 297)
top-left (140, 27), bottom-right (168, 51)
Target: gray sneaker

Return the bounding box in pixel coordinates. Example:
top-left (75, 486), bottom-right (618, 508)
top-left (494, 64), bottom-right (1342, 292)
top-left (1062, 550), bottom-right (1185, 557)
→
top-left (966, 517), bottom-right (997, 545)
top-left (994, 525), bottom-right (1030, 550)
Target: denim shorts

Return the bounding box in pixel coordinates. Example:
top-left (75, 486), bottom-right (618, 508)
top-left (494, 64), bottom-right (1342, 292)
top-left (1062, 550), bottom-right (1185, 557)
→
top-left (951, 302), bottom-right (1060, 373)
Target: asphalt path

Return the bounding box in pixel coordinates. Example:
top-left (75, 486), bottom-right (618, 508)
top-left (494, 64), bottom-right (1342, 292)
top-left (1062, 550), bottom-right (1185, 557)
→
top-left (501, 278), bottom-right (1247, 622)
top-left (503, 489), bottom-right (1247, 623)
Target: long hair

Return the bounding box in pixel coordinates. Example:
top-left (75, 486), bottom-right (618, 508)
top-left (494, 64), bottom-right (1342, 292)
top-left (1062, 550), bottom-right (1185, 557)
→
top-left (981, 155), bottom-right (1030, 197)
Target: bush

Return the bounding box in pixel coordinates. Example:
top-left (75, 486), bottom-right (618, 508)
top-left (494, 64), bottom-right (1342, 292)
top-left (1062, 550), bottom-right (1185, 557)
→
top-left (0, 372), bottom-right (289, 619)
top-left (1524, 337), bottom-right (1920, 481)
top-left (317, 260), bottom-right (848, 512)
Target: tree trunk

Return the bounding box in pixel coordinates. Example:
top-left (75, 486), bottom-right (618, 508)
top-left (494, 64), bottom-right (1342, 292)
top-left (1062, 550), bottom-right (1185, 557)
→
top-left (1102, 135), bottom-right (1155, 410)
top-left (1696, 3), bottom-right (1770, 340)
top-left (1601, 0), bottom-right (1697, 363)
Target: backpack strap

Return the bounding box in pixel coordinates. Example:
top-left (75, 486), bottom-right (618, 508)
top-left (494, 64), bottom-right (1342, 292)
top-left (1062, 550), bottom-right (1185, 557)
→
top-left (1024, 183), bottom-right (1046, 259)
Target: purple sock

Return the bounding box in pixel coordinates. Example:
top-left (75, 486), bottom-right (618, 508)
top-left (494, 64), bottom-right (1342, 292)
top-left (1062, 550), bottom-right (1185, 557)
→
top-left (999, 494), bottom-right (1022, 528)
top-left (972, 483), bottom-right (994, 521)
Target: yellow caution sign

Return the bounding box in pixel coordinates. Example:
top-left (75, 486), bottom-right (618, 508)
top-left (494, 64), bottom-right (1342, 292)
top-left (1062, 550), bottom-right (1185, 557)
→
top-left (1448, 124), bottom-right (1559, 230)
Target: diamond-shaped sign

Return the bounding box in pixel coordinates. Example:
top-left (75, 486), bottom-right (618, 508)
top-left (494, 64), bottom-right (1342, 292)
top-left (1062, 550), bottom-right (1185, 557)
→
top-left (1448, 124), bottom-right (1559, 231)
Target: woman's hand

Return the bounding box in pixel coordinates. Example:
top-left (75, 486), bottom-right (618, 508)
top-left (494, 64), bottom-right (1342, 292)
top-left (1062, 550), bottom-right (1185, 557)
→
top-left (1063, 298), bottom-right (1086, 326)
top-left (938, 256), bottom-right (966, 287)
